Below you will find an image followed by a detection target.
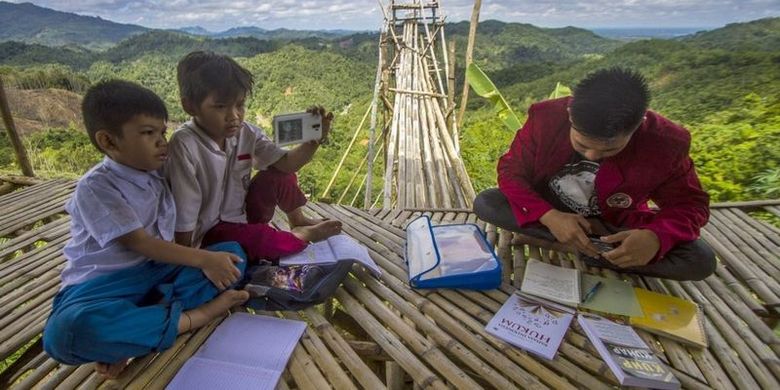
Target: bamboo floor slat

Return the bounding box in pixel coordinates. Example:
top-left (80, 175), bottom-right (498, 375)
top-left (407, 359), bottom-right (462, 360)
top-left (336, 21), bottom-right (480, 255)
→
top-left (0, 182), bottom-right (778, 389)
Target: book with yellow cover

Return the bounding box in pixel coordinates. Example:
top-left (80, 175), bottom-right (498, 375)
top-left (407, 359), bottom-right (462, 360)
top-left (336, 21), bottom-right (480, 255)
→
top-left (630, 288), bottom-right (707, 348)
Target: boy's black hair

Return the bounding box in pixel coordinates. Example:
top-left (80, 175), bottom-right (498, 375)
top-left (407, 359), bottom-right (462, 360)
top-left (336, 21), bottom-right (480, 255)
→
top-left (177, 51), bottom-right (254, 107)
top-left (569, 67), bottom-right (650, 139)
top-left (82, 79), bottom-right (168, 153)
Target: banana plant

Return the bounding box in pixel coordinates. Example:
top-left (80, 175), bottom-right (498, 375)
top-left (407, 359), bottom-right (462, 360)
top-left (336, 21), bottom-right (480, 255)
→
top-left (465, 62), bottom-right (522, 131)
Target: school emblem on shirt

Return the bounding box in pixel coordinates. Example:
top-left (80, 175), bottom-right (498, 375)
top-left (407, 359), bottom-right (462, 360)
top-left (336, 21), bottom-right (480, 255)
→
top-left (606, 192), bottom-right (632, 208)
top-left (242, 173), bottom-right (250, 190)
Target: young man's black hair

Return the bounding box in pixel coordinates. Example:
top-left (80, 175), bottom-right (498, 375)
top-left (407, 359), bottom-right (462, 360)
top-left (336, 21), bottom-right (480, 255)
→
top-left (82, 79), bottom-right (168, 152)
top-left (176, 51), bottom-right (254, 106)
top-left (569, 67), bottom-right (650, 139)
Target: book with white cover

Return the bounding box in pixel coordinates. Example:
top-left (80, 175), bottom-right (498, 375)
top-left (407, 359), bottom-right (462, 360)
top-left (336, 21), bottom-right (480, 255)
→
top-left (279, 234), bottom-right (381, 277)
top-left (520, 258), bottom-right (580, 306)
top-left (485, 292), bottom-right (574, 360)
top-left (577, 314), bottom-right (680, 390)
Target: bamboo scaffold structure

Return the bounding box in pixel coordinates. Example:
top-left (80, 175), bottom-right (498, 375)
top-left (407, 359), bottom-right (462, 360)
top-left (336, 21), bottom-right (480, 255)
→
top-left (380, 0), bottom-right (475, 209)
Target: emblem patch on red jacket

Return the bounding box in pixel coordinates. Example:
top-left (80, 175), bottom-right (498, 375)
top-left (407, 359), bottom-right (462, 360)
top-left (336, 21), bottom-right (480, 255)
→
top-left (606, 193), bottom-right (632, 208)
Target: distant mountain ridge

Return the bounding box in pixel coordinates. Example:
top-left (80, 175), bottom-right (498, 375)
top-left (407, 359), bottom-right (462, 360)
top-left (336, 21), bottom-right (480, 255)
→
top-left (681, 17), bottom-right (780, 51)
top-left (0, 1), bottom-right (360, 49)
top-left (0, 1), bottom-right (148, 49)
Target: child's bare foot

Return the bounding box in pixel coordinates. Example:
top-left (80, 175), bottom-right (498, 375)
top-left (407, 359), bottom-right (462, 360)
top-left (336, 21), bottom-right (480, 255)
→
top-left (287, 207), bottom-right (327, 228)
top-left (180, 290), bottom-right (250, 333)
top-left (292, 220), bottom-right (342, 242)
top-left (95, 359), bottom-right (129, 379)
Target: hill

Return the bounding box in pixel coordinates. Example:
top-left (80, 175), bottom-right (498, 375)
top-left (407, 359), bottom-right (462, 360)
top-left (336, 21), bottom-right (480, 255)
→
top-left (0, 1), bottom-right (148, 49)
top-left (0, 41), bottom-right (95, 68)
top-left (448, 20), bottom-right (622, 71)
top-left (0, 16), bottom-right (777, 203)
top-left (1, 87), bottom-right (82, 136)
top-left (682, 17), bottom-right (780, 51)
top-left (212, 27), bottom-right (355, 40)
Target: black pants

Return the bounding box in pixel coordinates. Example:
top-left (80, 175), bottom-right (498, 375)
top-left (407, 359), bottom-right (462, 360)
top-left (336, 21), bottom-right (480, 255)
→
top-left (473, 188), bottom-right (717, 281)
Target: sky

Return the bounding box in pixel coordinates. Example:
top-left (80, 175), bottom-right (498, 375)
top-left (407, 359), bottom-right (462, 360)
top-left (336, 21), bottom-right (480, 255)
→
top-left (9, 0), bottom-right (780, 31)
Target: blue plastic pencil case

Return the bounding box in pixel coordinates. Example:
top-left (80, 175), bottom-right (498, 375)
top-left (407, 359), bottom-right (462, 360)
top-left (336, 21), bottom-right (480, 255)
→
top-left (405, 215), bottom-right (501, 290)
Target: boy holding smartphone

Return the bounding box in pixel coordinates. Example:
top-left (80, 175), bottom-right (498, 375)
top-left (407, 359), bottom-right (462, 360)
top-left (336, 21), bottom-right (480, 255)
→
top-left (165, 51), bottom-right (342, 262)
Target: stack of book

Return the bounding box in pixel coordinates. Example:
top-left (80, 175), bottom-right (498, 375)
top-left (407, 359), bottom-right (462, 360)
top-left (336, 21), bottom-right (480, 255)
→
top-left (485, 258), bottom-right (706, 387)
top-left (578, 314), bottom-right (681, 389)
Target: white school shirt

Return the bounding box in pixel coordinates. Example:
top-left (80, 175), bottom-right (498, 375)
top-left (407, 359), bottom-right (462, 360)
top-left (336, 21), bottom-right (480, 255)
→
top-left (61, 157), bottom-right (176, 288)
top-left (164, 120), bottom-right (287, 247)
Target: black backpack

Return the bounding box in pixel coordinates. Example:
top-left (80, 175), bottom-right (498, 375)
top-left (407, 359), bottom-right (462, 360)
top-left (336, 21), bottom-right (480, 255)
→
top-left (242, 261), bottom-right (353, 311)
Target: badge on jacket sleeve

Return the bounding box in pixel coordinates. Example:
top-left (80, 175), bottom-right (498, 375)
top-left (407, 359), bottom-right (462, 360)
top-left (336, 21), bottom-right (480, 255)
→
top-left (606, 193), bottom-right (632, 208)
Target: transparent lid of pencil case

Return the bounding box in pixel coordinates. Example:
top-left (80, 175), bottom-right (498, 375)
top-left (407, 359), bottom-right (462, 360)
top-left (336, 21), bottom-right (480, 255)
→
top-left (405, 216), bottom-right (501, 290)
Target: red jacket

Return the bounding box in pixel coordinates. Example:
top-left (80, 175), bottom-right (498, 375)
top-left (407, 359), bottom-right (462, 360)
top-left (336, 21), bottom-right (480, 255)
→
top-left (497, 97), bottom-right (709, 260)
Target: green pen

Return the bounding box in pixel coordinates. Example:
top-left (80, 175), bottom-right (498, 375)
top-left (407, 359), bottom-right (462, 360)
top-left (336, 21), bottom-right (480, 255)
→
top-left (582, 281), bottom-right (603, 303)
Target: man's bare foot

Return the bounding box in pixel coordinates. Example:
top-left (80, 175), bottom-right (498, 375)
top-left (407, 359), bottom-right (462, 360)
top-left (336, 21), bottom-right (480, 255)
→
top-left (292, 220), bottom-right (342, 242)
top-left (180, 290), bottom-right (250, 333)
top-left (95, 359), bottom-right (129, 379)
top-left (287, 206), bottom-right (327, 228)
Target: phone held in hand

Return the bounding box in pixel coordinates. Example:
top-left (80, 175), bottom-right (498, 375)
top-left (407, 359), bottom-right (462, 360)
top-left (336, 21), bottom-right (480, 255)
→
top-left (273, 112), bottom-right (322, 146)
top-left (588, 236), bottom-right (615, 253)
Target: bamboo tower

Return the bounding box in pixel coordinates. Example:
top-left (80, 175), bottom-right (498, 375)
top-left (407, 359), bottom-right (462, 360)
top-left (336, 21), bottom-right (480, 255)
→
top-left (376, 0), bottom-right (476, 209)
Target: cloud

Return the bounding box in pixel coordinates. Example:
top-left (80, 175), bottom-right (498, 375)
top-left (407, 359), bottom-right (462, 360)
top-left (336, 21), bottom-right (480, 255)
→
top-left (8, 0), bottom-right (780, 30)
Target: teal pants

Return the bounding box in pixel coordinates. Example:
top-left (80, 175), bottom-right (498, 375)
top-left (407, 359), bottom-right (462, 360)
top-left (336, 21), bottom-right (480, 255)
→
top-left (43, 242), bottom-right (246, 365)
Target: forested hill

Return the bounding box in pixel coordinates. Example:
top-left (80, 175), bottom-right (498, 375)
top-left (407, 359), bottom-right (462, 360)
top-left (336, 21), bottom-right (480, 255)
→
top-left (0, 14), bottom-right (777, 204)
top-left (0, 1), bottom-right (148, 49)
top-left (681, 17), bottom-right (780, 51)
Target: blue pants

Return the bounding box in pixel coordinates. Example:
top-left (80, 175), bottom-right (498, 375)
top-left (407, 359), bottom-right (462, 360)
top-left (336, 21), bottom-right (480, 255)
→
top-left (43, 242), bottom-right (247, 365)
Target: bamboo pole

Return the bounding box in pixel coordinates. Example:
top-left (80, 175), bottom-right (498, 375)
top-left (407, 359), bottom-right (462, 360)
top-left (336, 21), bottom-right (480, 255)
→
top-left (0, 77), bottom-right (34, 177)
top-left (456, 0), bottom-right (482, 128)
top-left (389, 88), bottom-right (446, 98)
top-left (303, 308), bottom-right (385, 389)
top-left (447, 40), bottom-right (456, 129)
top-left (321, 104), bottom-right (371, 199)
top-left (342, 278), bottom-right (484, 389)
top-left (365, 30), bottom-right (385, 208)
top-left (350, 143), bottom-right (386, 206)
top-left (334, 288), bottom-right (449, 390)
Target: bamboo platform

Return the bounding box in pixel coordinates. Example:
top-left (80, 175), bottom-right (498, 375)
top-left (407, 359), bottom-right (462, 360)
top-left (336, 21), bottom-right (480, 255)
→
top-left (1, 180), bottom-right (779, 389)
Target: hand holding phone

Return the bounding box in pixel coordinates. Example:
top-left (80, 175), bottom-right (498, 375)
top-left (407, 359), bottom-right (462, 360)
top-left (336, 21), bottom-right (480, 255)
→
top-left (273, 111), bottom-right (322, 146)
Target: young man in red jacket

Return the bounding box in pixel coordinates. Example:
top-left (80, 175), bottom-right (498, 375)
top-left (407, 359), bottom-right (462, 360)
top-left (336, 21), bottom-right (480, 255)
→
top-left (474, 67), bottom-right (716, 281)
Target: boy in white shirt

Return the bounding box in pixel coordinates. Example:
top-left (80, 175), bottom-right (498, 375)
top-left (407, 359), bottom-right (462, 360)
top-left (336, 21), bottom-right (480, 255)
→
top-left (165, 51), bottom-right (341, 261)
top-left (43, 80), bottom-right (249, 379)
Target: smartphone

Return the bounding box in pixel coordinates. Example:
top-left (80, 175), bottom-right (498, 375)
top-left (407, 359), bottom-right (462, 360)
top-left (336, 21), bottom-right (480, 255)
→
top-left (272, 112), bottom-right (322, 146)
top-left (588, 236), bottom-right (615, 253)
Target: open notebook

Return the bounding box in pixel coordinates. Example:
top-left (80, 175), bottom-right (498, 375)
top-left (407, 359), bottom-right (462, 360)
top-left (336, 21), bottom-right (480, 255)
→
top-left (167, 313), bottom-right (306, 390)
top-left (280, 234), bottom-right (381, 277)
top-left (520, 259), bottom-right (643, 317)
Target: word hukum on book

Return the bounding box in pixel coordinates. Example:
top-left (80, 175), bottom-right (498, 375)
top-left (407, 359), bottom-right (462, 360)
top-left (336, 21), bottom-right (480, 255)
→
top-left (405, 215), bottom-right (501, 289)
top-left (167, 313), bottom-right (306, 390)
top-left (485, 292), bottom-right (574, 360)
top-left (279, 234), bottom-right (381, 277)
top-left (630, 288), bottom-right (707, 348)
top-left (578, 314), bottom-right (680, 390)
top-left (520, 259), bottom-right (642, 317)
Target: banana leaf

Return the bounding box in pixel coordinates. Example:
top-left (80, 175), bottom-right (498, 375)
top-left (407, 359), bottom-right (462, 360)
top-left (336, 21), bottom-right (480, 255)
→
top-left (548, 81), bottom-right (572, 99)
top-left (465, 63), bottom-right (522, 131)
